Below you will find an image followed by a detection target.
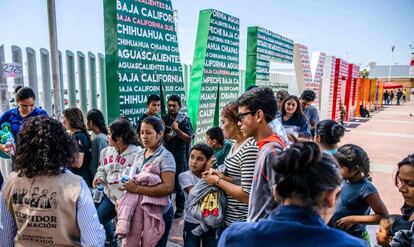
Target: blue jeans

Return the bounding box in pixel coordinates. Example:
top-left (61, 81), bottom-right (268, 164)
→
top-left (156, 204), bottom-right (174, 247)
top-left (183, 221), bottom-right (218, 247)
top-left (95, 194), bottom-right (116, 241)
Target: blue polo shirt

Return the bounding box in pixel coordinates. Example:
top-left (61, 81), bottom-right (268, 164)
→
top-left (0, 107), bottom-right (48, 137)
top-left (218, 205), bottom-right (367, 247)
top-left (0, 107), bottom-right (48, 188)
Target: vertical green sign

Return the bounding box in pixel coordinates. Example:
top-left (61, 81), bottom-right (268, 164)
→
top-left (188, 9), bottom-right (240, 143)
top-left (104, 0), bottom-right (185, 125)
top-left (245, 26), bottom-right (294, 92)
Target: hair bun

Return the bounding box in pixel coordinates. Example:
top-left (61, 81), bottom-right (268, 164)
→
top-left (274, 142), bottom-right (321, 176)
top-left (331, 123), bottom-right (345, 141)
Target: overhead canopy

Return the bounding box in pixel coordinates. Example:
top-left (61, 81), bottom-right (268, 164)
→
top-left (383, 82), bottom-right (403, 89)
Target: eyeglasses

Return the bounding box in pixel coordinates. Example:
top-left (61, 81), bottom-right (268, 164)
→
top-left (236, 110), bottom-right (257, 122)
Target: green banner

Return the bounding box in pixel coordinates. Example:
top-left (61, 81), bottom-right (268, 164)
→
top-left (245, 26), bottom-right (294, 92)
top-left (104, 0), bottom-right (185, 125)
top-left (187, 9), bottom-right (240, 143)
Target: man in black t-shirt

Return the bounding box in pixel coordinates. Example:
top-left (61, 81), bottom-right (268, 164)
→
top-left (136, 94), bottom-right (161, 146)
top-left (162, 95), bottom-right (193, 218)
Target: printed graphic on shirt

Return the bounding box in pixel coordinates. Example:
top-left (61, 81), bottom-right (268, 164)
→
top-left (12, 187), bottom-right (58, 209)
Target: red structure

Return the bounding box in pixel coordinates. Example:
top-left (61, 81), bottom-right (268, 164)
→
top-left (331, 59), bottom-right (360, 121)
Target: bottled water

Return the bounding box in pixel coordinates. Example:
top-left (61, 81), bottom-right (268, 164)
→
top-left (93, 184), bottom-right (105, 204)
top-left (6, 138), bottom-right (15, 157)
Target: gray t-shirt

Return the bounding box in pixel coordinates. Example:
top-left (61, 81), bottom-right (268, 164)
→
top-left (304, 105), bottom-right (320, 127)
top-left (248, 140), bottom-right (284, 222)
top-left (179, 170), bottom-right (201, 224)
top-left (90, 133), bottom-right (108, 178)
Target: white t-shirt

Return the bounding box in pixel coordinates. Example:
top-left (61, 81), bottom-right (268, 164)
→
top-left (179, 170), bottom-right (201, 224)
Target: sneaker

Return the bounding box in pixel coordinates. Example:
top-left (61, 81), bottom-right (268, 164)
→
top-left (174, 209), bottom-right (184, 218)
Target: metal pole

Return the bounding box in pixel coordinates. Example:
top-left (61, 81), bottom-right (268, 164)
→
top-left (66, 50), bottom-right (76, 107)
top-left (77, 51), bottom-right (88, 115)
top-left (11, 45), bottom-right (24, 90)
top-left (98, 53), bottom-right (107, 123)
top-left (58, 50), bottom-right (65, 109)
top-left (47, 0), bottom-right (62, 120)
top-left (88, 52), bottom-right (97, 109)
top-left (26, 47), bottom-right (39, 98)
top-left (0, 45), bottom-right (9, 113)
top-left (40, 48), bottom-right (53, 115)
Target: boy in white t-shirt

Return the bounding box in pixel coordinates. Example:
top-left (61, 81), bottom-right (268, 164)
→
top-left (179, 143), bottom-right (218, 247)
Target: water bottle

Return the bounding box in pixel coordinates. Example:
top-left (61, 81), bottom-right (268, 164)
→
top-left (6, 138), bottom-right (15, 157)
top-left (93, 183), bottom-right (105, 204)
top-left (121, 175), bottom-right (130, 184)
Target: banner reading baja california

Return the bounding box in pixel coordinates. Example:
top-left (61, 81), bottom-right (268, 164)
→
top-left (104, 0), bottom-right (185, 125)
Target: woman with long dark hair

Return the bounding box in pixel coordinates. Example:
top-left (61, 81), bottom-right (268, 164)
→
top-left (121, 116), bottom-right (176, 247)
top-left (93, 119), bottom-right (141, 245)
top-left (280, 95), bottom-right (311, 139)
top-left (87, 109), bottom-right (108, 178)
top-left (63, 107), bottom-right (93, 187)
top-left (0, 116), bottom-right (105, 246)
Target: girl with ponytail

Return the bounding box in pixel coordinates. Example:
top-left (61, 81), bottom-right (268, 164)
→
top-left (330, 144), bottom-right (389, 244)
top-left (314, 119), bottom-right (345, 155)
top-left (218, 141), bottom-right (366, 247)
top-left (87, 109), bottom-right (109, 177)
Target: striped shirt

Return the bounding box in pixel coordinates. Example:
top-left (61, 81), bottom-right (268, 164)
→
top-left (0, 179), bottom-right (105, 247)
top-left (224, 137), bottom-right (258, 226)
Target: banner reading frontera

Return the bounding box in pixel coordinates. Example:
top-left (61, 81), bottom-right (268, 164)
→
top-left (188, 9), bottom-right (240, 143)
top-left (104, 0), bottom-right (185, 125)
top-left (245, 26), bottom-right (294, 92)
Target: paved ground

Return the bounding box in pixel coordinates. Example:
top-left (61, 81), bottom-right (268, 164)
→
top-left (340, 101), bottom-right (414, 244)
top-left (340, 101), bottom-right (414, 215)
top-left (167, 101), bottom-right (414, 246)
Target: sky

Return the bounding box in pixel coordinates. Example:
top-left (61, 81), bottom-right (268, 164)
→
top-left (0, 0), bottom-right (413, 69)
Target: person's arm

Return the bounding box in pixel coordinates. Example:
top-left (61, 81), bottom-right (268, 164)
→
top-left (121, 171), bottom-right (175, 196)
top-left (76, 180), bottom-right (106, 246)
top-left (299, 117), bottom-right (312, 139)
top-left (309, 107), bottom-right (320, 130)
top-left (204, 144), bottom-right (257, 204)
top-left (73, 152), bottom-right (84, 169)
top-left (72, 135), bottom-right (85, 168)
top-left (172, 121), bottom-right (192, 143)
top-left (179, 172), bottom-right (195, 194)
top-left (0, 191), bottom-right (17, 247)
top-left (337, 193), bottom-right (389, 230)
top-left (93, 151), bottom-right (107, 188)
top-left (204, 170), bottom-right (249, 204)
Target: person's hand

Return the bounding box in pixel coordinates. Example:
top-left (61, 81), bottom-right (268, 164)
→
top-left (205, 156), bottom-right (216, 171)
top-left (202, 168), bottom-right (220, 185)
top-left (115, 199), bottom-right (120, 211)
top-left (0, 144), bottom-right (10, 154)
top-left (119, 180), bottom-right (140, 193)
top-left (171, 121), bottom-right (179, 130)
top-left (336, 216), bottom-right (355, 230)
top-left (92, 177), bottom-right (104, 188)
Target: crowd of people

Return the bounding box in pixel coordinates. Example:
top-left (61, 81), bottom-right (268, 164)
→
top-left (383, 89), bottom-right (407, 106)
top-left (0, 86), bottom-right (413, 247)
